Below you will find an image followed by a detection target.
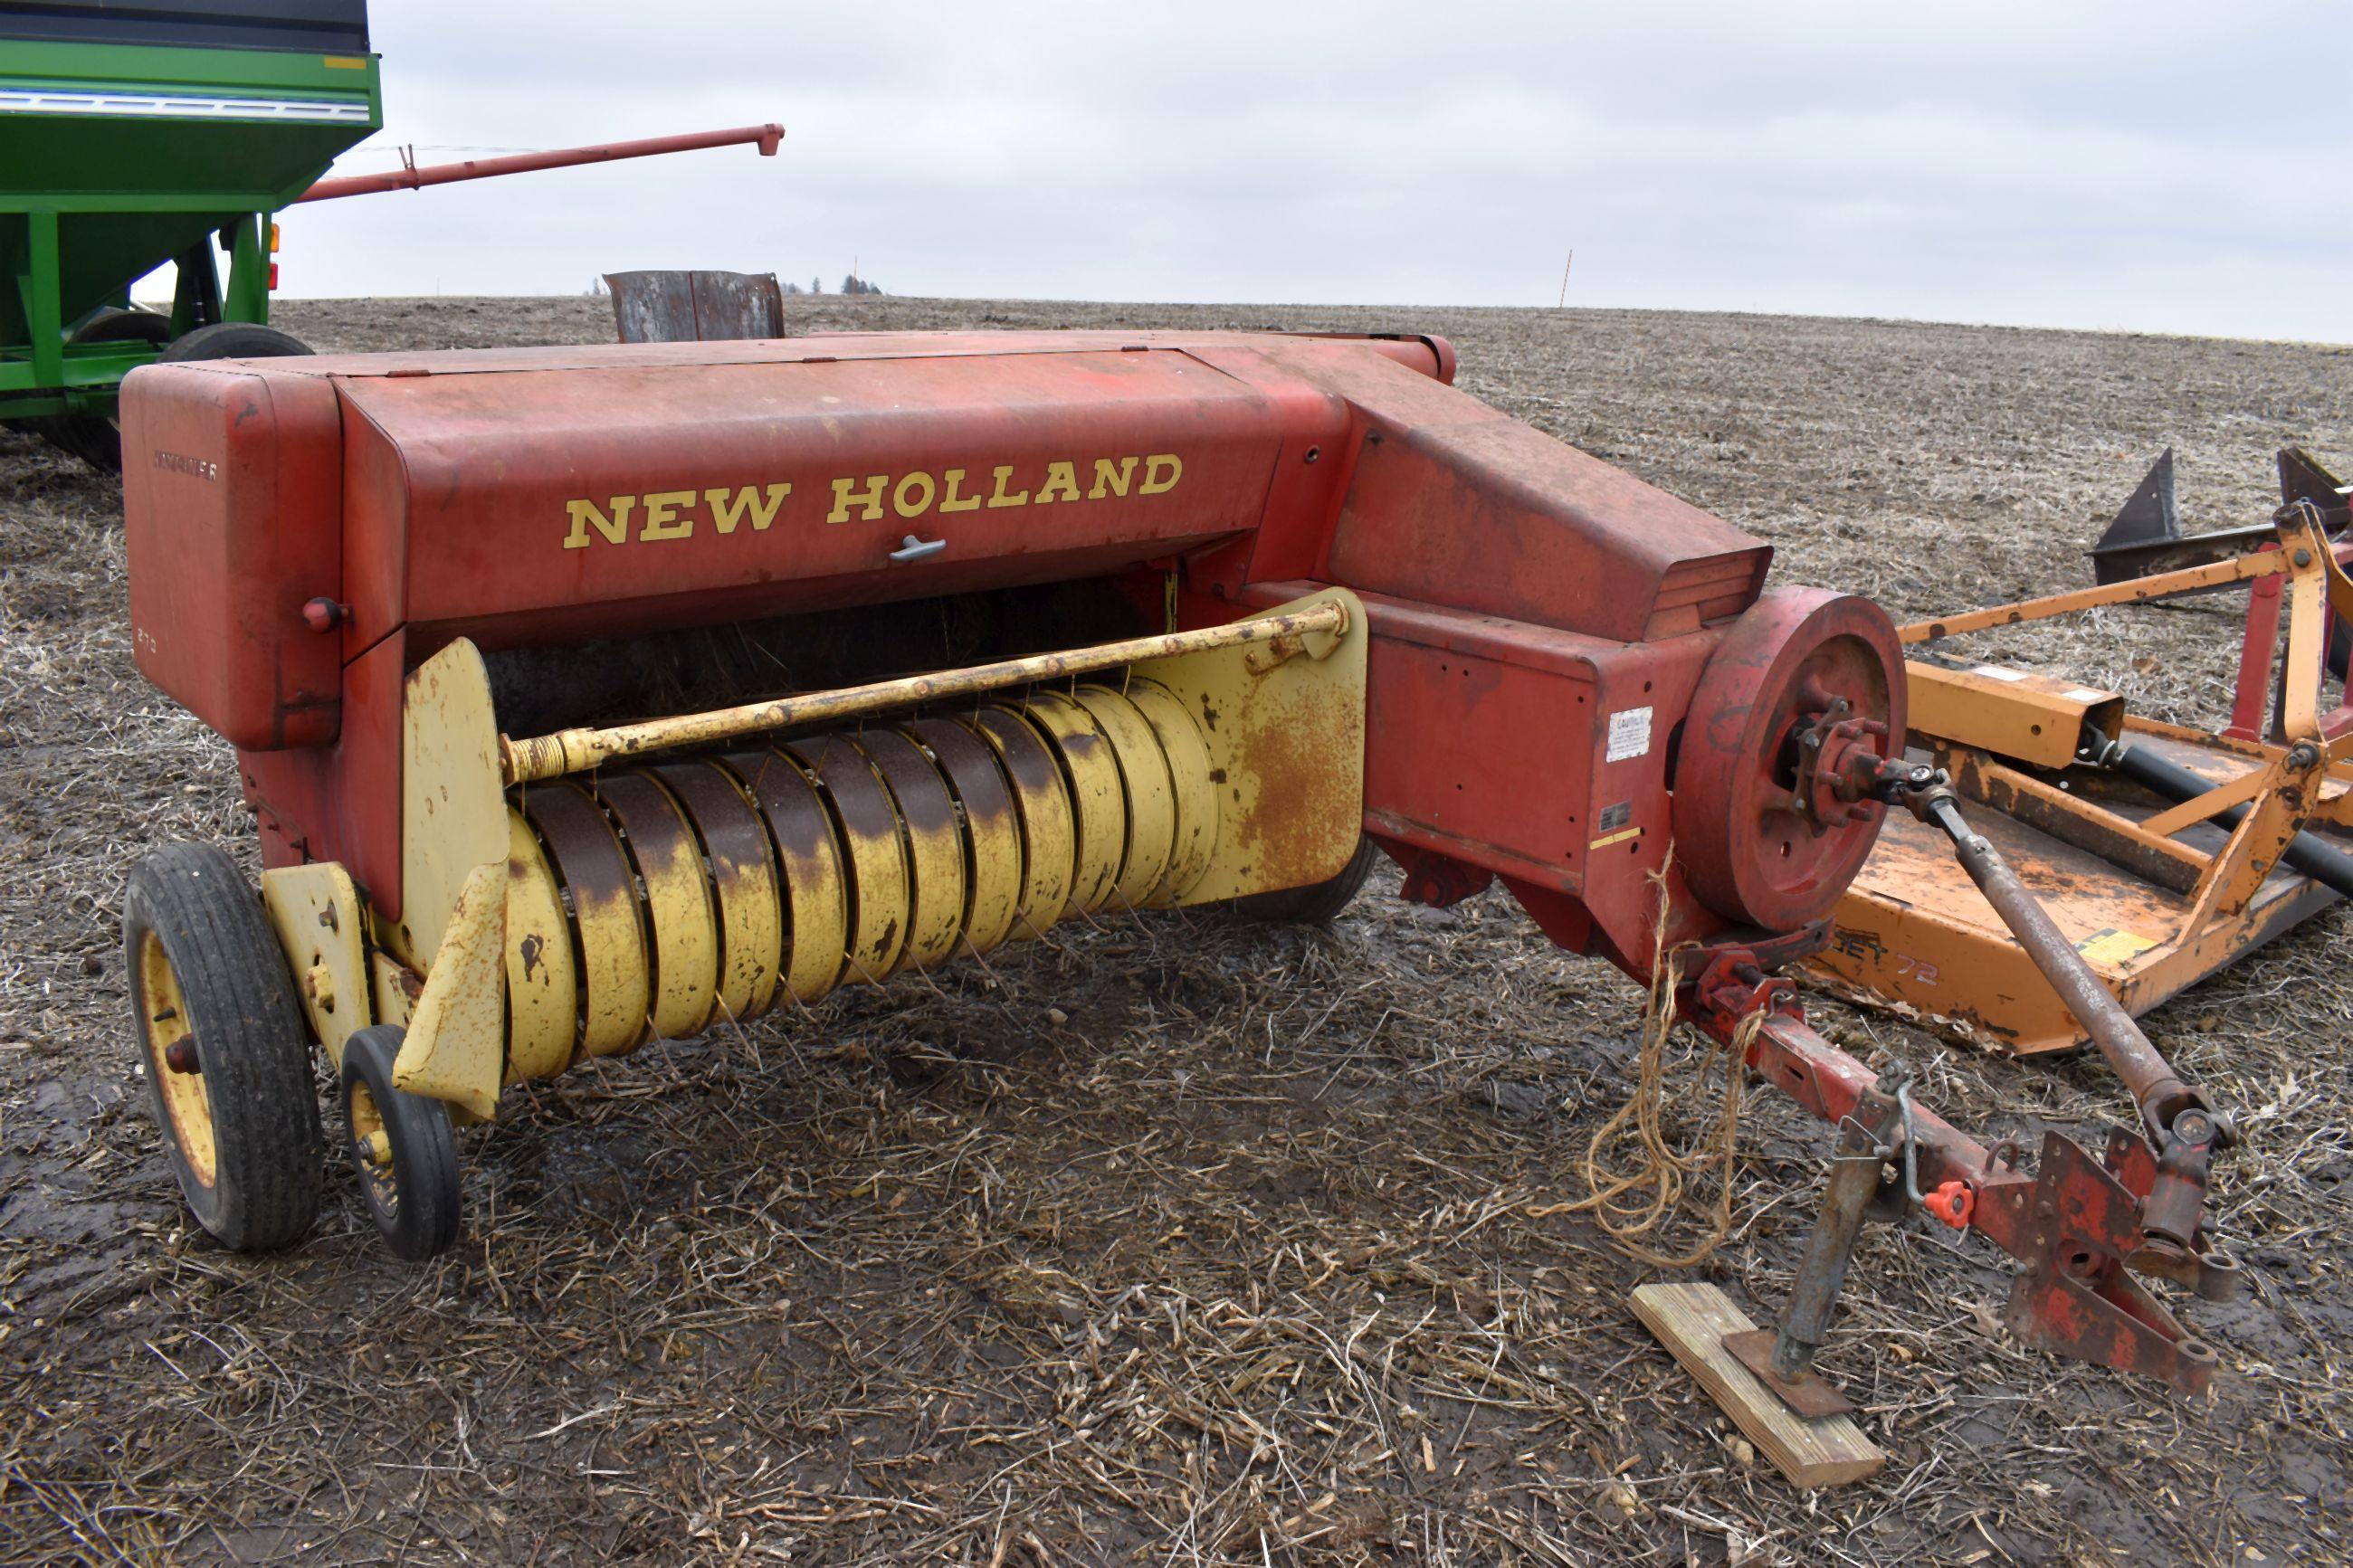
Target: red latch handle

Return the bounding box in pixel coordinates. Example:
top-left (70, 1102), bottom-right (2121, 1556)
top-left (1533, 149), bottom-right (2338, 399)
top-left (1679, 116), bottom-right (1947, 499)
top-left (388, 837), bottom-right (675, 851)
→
top-left (1924, 1180), bottom-right (1975, 1230)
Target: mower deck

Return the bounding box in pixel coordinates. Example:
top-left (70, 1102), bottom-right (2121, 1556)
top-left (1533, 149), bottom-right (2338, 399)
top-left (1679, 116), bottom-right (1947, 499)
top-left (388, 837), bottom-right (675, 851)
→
top-left (1821, 727), bottom-right (2348, 1053)
top-left (1816, 489), bottom-right (2353, 1056)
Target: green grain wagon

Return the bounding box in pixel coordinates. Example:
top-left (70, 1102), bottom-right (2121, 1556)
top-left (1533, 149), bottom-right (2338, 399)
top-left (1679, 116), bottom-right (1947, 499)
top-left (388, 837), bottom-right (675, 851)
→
top-left (0, 2), bottom-right (379, 466)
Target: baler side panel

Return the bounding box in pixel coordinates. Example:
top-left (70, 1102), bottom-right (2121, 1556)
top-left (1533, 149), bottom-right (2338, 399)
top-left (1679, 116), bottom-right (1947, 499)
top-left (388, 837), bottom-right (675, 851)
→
top-left (238, 629), bottom-right (405, 909)
top-left (339, 394), bottom-right (409, 657)
top-left (1364, 635), bottom-right (1602, 889)
top-left (334, 349), bottom-right (1291, 647)
top-left (1231, 584), bottom-right (1727, 964)
top-left (120, 361), bottom-right (343, 750)
top-left (1285, 347), bottom-right (1769, 643)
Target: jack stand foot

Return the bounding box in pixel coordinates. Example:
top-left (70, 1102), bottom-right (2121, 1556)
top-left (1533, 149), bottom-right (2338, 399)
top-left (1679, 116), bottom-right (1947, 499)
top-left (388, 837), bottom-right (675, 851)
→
top-left (1632, 1282), bottom-right (1886, 1489)
top-left (1724, 1328), bottom-right (1857, 1419)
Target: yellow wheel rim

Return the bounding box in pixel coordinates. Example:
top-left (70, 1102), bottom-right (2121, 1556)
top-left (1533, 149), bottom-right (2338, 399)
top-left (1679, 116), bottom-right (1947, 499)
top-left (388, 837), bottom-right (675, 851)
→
top-left (346, 1078), bottom-right (398, 1213)
top-left (136, 930), bottom-right (217, 1189)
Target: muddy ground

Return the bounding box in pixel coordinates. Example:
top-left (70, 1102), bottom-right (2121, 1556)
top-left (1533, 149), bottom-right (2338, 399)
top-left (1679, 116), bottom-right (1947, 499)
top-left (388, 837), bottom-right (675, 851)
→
top-left (2, 295), bottom-right (2349, 1565)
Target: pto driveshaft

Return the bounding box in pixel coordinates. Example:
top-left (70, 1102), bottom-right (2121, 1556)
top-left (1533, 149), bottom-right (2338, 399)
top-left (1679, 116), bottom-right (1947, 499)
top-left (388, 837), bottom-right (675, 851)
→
top-left (1911, 784), bottom-right (2230, 1252)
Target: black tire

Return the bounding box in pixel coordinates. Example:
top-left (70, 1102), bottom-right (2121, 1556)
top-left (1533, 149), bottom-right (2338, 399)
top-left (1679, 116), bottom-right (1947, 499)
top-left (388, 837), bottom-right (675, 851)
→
top-left (338, 1024), bottom-right (462, 1261)
top-left (122, 843), bottom-right (324, 1250)
top-left (157, 321), bottom-right (315, 365)
top-left (35, 309), bottom-right (173, 471)
top-left (1230, 835), bottom-right (1381, 925)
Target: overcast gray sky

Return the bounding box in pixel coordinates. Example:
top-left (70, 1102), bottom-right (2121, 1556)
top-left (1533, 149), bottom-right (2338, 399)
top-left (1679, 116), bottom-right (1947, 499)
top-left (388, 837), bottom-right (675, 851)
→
top-left (277, 1), bottom-right (2353, 343)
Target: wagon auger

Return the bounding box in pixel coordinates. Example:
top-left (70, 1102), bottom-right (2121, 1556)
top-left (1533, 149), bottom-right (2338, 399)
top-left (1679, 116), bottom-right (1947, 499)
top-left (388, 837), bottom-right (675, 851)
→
top-left (113, 323), bottom-right (2241, 1463)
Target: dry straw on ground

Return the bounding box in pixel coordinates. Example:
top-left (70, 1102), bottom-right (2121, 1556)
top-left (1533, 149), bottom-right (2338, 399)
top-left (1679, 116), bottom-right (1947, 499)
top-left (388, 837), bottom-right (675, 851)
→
top-left (3, 296), bottom-right (2348, 1564)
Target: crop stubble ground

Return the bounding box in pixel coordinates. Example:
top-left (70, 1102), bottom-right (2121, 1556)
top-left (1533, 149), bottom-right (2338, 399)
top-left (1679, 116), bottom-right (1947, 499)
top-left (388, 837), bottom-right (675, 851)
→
top-left (1, 295), bottom-right (2348, 1565)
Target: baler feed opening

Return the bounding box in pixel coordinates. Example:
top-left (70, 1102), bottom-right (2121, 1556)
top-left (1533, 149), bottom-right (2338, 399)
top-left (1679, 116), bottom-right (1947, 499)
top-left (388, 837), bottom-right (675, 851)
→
top-left (381, 589), bottom-right (1367, 1120)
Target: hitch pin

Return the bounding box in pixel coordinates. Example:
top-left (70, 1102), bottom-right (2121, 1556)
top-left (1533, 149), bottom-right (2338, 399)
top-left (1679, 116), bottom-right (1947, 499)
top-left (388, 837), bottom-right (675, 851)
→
top-left (1833, 1069), bottom-right (1973, 1230)
top-left (1895, 1079), bottom-right (1977, 1229)
top-left (1825, 1063), bottom-right (1917, 1198)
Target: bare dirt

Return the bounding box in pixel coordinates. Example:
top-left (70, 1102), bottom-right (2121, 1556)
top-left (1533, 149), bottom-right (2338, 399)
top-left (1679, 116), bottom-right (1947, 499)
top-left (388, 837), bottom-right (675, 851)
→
top-left (3, 294), bottom-right (2349, 1565)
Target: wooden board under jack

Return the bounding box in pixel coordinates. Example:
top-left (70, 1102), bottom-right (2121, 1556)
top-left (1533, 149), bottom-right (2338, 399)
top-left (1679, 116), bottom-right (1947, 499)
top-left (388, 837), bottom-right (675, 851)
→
top-left (1631, 1282), bottom-right (1885, 1489)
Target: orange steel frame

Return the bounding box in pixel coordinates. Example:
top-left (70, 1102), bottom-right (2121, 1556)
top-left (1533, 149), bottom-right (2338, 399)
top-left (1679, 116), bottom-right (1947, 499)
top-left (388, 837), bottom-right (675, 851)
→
top-left (1814, 505), bottom-right (2353, 1052)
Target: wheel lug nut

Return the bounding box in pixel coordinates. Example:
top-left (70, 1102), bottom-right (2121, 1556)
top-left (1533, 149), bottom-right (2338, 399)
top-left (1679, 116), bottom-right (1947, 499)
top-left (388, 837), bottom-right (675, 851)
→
top-left (164, 1038), bottom-right (201, 1075)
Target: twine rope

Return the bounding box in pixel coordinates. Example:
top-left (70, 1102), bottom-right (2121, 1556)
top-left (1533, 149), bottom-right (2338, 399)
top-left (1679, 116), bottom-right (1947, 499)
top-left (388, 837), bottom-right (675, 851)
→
top-left (1529, 846), bottom-right (1761, 1268)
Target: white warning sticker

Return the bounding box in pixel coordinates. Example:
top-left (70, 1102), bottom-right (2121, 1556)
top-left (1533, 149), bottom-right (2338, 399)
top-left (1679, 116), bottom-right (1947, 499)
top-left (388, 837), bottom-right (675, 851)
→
top-left (1971, 664), bottom-right (2030, 682)
top-left (2062, 687), bottom-right (2109, 705)
top-left (1605, 706), bottom-right (1654, 763)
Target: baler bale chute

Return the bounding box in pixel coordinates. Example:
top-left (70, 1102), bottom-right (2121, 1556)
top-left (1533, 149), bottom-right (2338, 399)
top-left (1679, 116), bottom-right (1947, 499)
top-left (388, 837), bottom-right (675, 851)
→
top-left (0, 0), bottom-right (780, 469)
top-left (113, 326), bottom-right (2247, 1476)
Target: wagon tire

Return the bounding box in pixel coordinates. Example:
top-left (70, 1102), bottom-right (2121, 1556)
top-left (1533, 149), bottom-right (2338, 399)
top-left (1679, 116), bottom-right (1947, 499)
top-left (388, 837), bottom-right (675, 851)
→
top-left (36, 308), bottom-right (173, 472)
top-left (338, 1024), bottom-right (462, 1261)
top-left (157, 321), bottom-right (315, 366)
top-left (123, 842), bottom-right (324, 1251)
top-left (1229, 834), bottom-right (1380, 926)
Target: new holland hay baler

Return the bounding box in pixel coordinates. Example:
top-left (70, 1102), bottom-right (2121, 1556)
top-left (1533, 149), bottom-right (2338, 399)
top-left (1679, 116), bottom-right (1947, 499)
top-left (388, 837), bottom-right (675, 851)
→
top-left (115, 327), bottom-right (2242, 1421)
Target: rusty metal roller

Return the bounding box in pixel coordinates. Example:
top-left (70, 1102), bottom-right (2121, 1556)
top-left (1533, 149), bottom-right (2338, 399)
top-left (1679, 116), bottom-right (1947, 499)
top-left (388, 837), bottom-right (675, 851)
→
top-left (1123, 680), bottom-right (1218, 903)
top-left (721, 747), bottom-right (851, 1003)
top-left (786, 734), bottom-right (911, 983)
top-left (965, 708), bottom-right (1075, 940)
top-left (651, 761), bottom-right (782, 1025)
top-left (1071, 683), bottom-right (1177, 908)
top-left (1012, 691), bottom-right (1126, 914)
top-left (902, 717), bottom-right (1024, 954)
top-left (519, 781), bottom-right (650, 1058)
top-left (592, 772), bottom-right (721, 1043)
top-left (498, 680), bottom-right (1221, 1070)
top-left (859, 729), bottom-right (968, 973)
top-left (503, 810), bottom-right (578, 1081)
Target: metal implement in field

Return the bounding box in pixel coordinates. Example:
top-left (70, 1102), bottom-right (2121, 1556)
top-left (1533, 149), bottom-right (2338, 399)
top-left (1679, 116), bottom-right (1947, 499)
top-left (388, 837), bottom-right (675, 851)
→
top-left (0, 0), bottom-right (780, 468)
top-left (1816, 455), bottom-right (2353, 1055)
top-left (112, 325), bottom-right (2236, 1435)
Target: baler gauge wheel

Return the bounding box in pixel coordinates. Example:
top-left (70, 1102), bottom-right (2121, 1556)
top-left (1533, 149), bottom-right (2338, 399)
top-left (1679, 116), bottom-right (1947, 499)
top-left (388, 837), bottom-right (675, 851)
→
top-left (122, 844), bottom-right (323, 1251)
top-left (338, 1025), bottom-right (462, 1261)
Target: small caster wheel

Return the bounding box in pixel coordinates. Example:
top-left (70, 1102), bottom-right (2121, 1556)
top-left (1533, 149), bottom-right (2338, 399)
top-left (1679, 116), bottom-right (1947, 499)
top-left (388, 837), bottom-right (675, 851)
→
top-left (123, 843), bottom-right (324, 1250)
top-left (1229, 835), bottom-right (1381, 925)
top-left (338, 1024), bottom-right (462, 1260)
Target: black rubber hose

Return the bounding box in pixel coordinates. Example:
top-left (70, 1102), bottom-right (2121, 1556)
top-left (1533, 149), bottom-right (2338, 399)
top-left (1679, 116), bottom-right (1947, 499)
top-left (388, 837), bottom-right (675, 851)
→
top-left (2111, 743), bottom-right (2353, 898)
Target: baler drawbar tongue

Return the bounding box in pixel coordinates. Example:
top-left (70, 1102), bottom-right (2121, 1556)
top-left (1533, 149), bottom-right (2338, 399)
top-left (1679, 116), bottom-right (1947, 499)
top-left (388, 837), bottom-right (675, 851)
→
top-left (1710, 483), bottom-right (2353, 1444)
top-left (1709, 755), bottom-right (2240, 1432)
